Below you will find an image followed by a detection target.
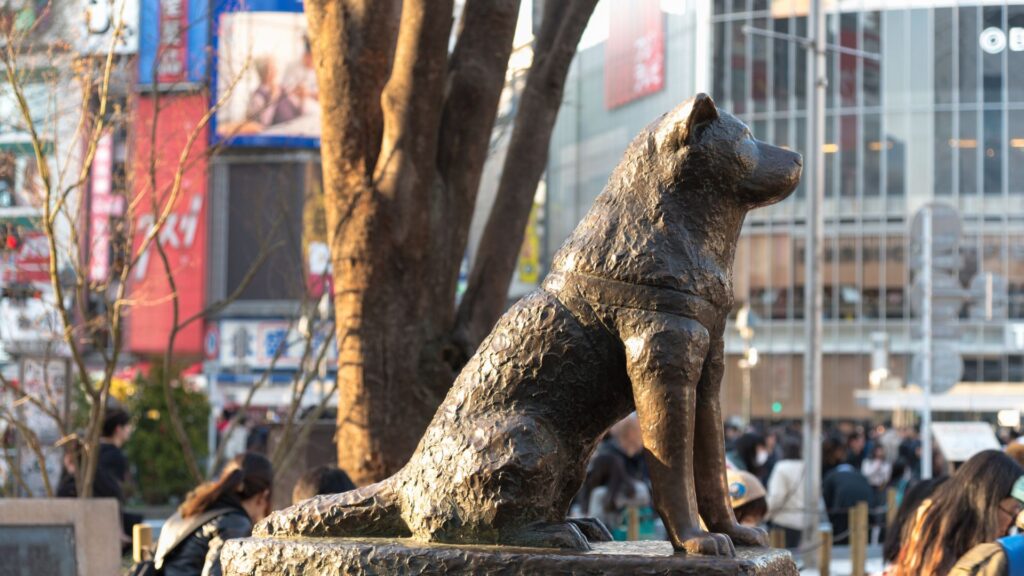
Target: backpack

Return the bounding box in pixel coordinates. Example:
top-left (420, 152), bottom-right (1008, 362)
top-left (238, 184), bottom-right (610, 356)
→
top-left (998, 534), bottom-right (1024, 576)
top-left (127, 508), bottom-right (235, 576)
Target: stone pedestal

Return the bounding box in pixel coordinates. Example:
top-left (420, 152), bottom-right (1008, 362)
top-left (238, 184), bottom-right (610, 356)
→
top-left (222, 537), bottom-right (798, 575)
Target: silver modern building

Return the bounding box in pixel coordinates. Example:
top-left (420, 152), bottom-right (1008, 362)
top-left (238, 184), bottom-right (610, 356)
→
top-left (543, 0), bottom-right (1024, 421)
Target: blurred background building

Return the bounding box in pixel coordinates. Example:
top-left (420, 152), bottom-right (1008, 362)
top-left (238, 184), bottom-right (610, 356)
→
top-left (4, 0), bottom-right (1023, 428)
top-left (541, 0), bottom-right (1024, 424)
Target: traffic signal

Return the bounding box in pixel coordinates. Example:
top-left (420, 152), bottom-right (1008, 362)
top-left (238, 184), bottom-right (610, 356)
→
top-left (0, 224), bottom-right (19, 252)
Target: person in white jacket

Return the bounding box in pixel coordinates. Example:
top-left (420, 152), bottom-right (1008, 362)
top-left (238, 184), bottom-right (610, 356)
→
top-left (764, 434), bottom-right (806, 548)
top-left (861, 444), bottom-right (892, 490)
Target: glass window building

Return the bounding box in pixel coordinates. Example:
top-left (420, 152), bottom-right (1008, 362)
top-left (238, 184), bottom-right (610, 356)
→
top-left (544, 0), bottom-right (1024, 421)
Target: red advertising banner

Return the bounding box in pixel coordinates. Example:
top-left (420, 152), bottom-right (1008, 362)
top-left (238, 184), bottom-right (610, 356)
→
top-left (605, 0), bottom-right (665, 110)
top-left (88, 132), bottom-right (123, 283)
top-left (126, 93), bottom-right (208, 356)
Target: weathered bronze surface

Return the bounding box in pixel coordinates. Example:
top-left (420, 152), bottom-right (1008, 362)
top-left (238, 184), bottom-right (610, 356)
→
top-left (223, 538), bottom-right (799, 575)
top-left (255, 94), bottom-right (802, 557)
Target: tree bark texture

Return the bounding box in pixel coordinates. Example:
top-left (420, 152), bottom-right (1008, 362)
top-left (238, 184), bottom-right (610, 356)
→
top-left (306, 0), bottom-right (592, 485)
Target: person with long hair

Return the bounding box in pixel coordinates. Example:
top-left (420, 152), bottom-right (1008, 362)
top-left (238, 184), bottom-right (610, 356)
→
top-left (882, 476), bottom-right (948, 565)
top-left (154, 453), bottom-right (273, 576)
top-left (893, 450), bottom-right (1024, 575)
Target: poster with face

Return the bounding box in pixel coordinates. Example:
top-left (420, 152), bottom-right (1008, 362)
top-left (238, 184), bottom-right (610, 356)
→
top-left (214, 8), bottom-right (319, 147)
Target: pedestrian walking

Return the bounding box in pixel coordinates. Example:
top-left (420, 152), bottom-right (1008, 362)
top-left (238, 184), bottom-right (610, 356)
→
top-left (96, 408), bottom-right (141, 552)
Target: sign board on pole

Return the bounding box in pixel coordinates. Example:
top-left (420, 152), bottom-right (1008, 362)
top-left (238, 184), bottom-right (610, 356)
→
top-left (931, 422), bottom-right (1001, 463)
top-left (910, 342), bottom-right (962, 394)
top-left (909, 203), bottom-right (964, 396)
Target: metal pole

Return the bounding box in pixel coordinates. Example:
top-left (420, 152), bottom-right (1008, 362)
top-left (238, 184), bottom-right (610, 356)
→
top-left (802, 0), bottom-right (826, 562)
top-left (921, 207), bottom-right (933, 480)
top-left (741, 333), bottom-right (752, 427)
top-left (15, 354), bottom-right (24, 496)
top-left (206, 365), bottom-right (219, 477)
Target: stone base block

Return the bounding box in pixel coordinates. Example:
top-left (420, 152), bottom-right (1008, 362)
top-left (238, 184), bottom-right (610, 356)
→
top-left (222, 537), bottom-right (798, 575)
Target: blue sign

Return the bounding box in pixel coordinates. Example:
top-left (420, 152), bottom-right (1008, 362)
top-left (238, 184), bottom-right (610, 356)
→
top-left (138, 0), bottom-right (209, 86)
top-left (211, 0), bottom-right (319, 148)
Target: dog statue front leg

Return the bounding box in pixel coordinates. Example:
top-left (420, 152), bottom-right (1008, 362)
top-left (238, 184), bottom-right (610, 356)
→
top-left (694, 335), bottom-right (769, 548)
top-left (621, 311), bottom-right (734, 556)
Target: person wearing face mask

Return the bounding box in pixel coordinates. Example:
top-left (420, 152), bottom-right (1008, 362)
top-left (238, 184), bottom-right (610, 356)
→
top-left (728, 432), bottom-right (770, 482)
top-left (823, 454), bottom-right (874, 545)
top-left (153, 453), bottom-right (274, 576)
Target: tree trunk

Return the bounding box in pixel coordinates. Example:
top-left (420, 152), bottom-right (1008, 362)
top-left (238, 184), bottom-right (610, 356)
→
top-left (454, 0), bottom-right (599, 352)
top-left (308, 0), bottom-right (592, 485)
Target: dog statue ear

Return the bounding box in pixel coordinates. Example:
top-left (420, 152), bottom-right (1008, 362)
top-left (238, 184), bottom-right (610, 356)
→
top-left (656, 93), bottom-right (720, 151)
top-left (681, 93), bottom-right (719, 146)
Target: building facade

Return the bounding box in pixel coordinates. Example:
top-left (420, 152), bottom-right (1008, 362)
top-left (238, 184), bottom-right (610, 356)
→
top-left (545, 0), bottom-right (1024, 421)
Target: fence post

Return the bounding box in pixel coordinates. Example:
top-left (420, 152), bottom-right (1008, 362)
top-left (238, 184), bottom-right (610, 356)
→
top-left (849, 501), bottom-right (868, 576)
top-left (133, 523), bottom-right (153, 563)
top-left (818, 524), bottom-right (833, 576)
top-left (886, 487), bottom-right (898, 526)
top-left (626, 507), bottom-right (640, 540)
top-left (769, 527), bottom-right (786, 548)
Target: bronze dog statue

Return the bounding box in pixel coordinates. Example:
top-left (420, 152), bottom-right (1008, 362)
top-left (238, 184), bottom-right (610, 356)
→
top-left (256, 94), bottom-right (802, 556)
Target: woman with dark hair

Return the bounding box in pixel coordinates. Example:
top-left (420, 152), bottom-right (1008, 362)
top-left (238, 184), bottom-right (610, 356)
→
top-left (729, 432), bottom-right (768, 478)
top-left (882, 476), bottom-right (948, 564)
top-left (154, 453), bottom-right (273, 576)
top-left (893, 450), bottom-right (1024, 575)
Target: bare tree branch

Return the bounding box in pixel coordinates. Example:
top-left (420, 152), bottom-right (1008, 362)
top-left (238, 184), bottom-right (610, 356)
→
top-left (455, 0), bottom-right (599, 352)
top-left (374, 0), bottom-right (453, 224)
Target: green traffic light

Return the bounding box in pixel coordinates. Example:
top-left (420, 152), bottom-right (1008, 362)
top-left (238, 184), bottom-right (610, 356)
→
top-left (771, 402), bottom-right (782, 414)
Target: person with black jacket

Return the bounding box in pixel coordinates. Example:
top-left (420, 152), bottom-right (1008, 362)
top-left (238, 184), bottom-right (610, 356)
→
top-left (154, 453), bottom-right (273, 576)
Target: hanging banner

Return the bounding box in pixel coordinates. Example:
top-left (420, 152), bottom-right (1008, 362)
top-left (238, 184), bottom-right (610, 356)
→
top-left (88, 132), bottom-right (124, 283)
top-left (138, 0), bottom-right (208, 87)
top-left (605, 0), bottom-right (665, 109)
top-left (126, 94), bottom-right (209, 355)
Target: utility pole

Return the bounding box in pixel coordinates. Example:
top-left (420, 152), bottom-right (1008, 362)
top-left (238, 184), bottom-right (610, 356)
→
top-left (741, 2), bottom-right (879, 564)
top-left (802, 0), bottom-right (827, 561)
top-left (920, 207), bottom-right (933, 480)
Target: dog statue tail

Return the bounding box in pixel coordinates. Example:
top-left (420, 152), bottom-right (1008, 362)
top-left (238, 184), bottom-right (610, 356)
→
top-left (254, 478), bottom-right (410, 538)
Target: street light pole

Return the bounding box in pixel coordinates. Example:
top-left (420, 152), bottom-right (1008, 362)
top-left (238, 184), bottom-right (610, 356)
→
top-left (802, 0), bottom-right (827, 560)
top-left (736, 304), bottom-right (757, 428)
top-left (921, 206), bottom-right (933, 480)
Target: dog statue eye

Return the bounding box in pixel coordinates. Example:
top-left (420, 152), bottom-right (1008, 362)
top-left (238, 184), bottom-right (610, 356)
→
top-left (736, 139), bottom-right (758, 172)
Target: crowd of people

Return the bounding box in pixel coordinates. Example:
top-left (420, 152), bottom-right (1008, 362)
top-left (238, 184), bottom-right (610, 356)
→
top-left (64, 406), bottom-right (1024, 575)
top-left (573, 416), bottom-right (1024, 575)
